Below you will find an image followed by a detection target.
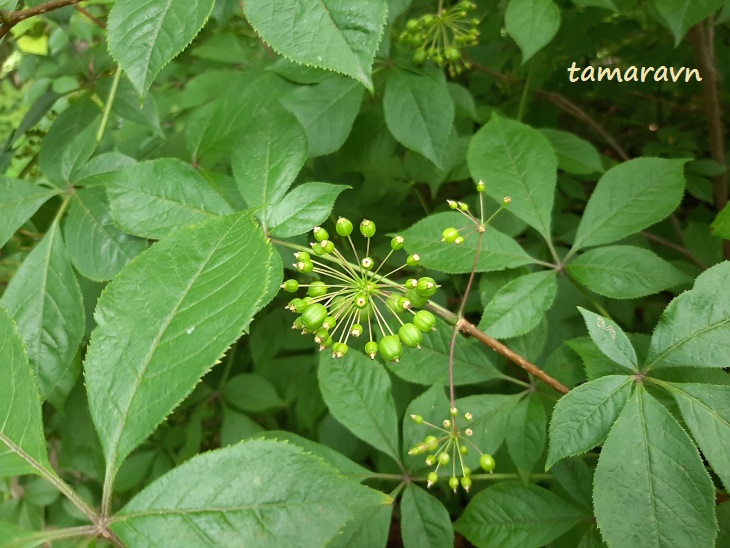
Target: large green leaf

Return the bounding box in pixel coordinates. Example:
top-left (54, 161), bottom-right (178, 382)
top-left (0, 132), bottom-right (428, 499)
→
top-left (281, 76), bottom-right (364, 157)
top-left (468, 114), bottom-right (557, 239)
top-left (383, 70), bottom-right (454, 169)
top-left (401, 484), bottom-right (454, 548)
top-left (84, 211), bottom-right (279, 479)
top-left (64, 187), bottom-right (147, 281)
top-left (230, 107), bottom-right (307, 230)
top-left (577, 307), bottom-right (638, 371)
top-left (243, 0), bottom-right (387, 91)
top-left (110, 440), bottom-right (390, 546)
top-left (389, 317), bottom-right (505, 386)
top-left (645, 261), bottom-right (730, 370)
top-left (107, 0), bottom-right (216, 96)
top-left (104, 158), bottom-right (234, 239)
top-left (567, 245), bottom-right (689, 299)
top-left (668, 382), bottom-right (730, 491)
top-left (571, 158), bottom-right (686, 252)
top-left (546, 375), bottom-right (632, 469)
top-left (0, 306), bottom-right (51, 477)
top-left (329, 503), bottom-right (392, 548)
top-left (0, 222), bottom-right (84, 402)
top-left (318, 351), bottom-right (400, 463)
top-left (594, 388), bottom-right (716, 547)
top-left (711, 202), bottom-right (730, 240)
top-left (267, 183), bottom-right (350, 238)
top-left (402, 212), bottom-right (536, 274)
top-left (455, 482), bottom-right (584, 548)
top-left (455, 393), bottom-right (522, 455)
top-left (506, 393), bottom-right (546, 475)
top-left (479, 271), bottom-right (558, 339)
top-left (651, 0), bottom-right (724, 45)
top-left (540, 129), bottom-right (603, 175)
top-left (505, 0), bottom-right (561, 63)
top-left (0, 177), bottom-right (59, 248)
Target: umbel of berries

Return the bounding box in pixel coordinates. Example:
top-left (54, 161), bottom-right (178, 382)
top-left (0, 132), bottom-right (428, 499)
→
top-left (280, 217), bottom-right (439, 362)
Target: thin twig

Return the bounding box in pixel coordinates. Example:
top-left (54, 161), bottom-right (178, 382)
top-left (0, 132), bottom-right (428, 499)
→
top-left (641, 230), bottom-right (706, 270)
top-left (1, 0), bottom-right (83, 40)
top-left (74, 3), bottom-right (105, 29)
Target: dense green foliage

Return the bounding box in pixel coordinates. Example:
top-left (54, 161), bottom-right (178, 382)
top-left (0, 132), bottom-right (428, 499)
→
top-left (1, 0), bottom-right (729, 546)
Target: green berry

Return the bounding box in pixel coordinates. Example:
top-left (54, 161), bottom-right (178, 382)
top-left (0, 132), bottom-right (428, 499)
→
top-left (350, 323), bottom-right (363, 337)
top-left (313, 226), bottom-right (329, 242)
top-left (365, 340), bottom-right (378, 359)
top-left (320, 240), bottom-right (335, 254)
top-left (288, 298), bottom-right (308, 314)
top-left (416, 277), bottom-right (438, 297)
top-left (379, 334), bottom-right (403, 363)
top-left (438, 452), bottom-right (450, 465)
top-left (445, 47), bottom-right (461, 61)
top-left (311, 242), bottom-right (325, 256)
top-left (406, 253), bottom-right (420, 267)
top-left (322, 316), bottom-right (336, 330)
top-left (336, 217), bottom-right (353, 237)
top-left (413, 310), bottom-right (437, 332)
top-left (398, 296), bottom-right (412, 310)
top-left (354, 293), bottom-right (369, 308)
top-left (294, 251), bottom-right (310, 261)
top-left (425, 454), bottom-right (436, 466)
top-left (406, 18), bottom-right (418, 30)
top-left (442, 227), bottom-right (459, 243)
top-left (360, 219), bottom-right (376, 238)
top-left (307, 281), bottom-right (327, 297)
top-left (302, 303), bottom-right (328, 331)
top-left (459, 444), bottom-right (468, 455)
top-left (303, 297), bottom-right (315, 306)
top-left (424, 435), bottom-right (439, 452)
top-left (411, 414), bottom-right (424, 424)
top-left (387, 295), bottom-right (405, 314)
top-left (292, 316), bottom-right (304, 330)
top-left (462, 466), bottom-right (471, 477)
top-left (460, 476), bottom-right (472, 490)
top-left (391, 235), bottom-right (405, 250)
top-left (476, 180), bottom-right (486, 192)
top-left (314, 328), bottom-right (329, 343)
top-left (454, 236), bottom-right (465, 245)
top-left (479, 453), bottom-right (496, 473)
top-left (361, 257), bottom-right (374, 270)
top-left (405, 278), bottom-right (418, 289)
top-left (447, 200), bottom-right (458, 210)
top-left (332, 342), bottom-right (348, 358)
top-left (295, 260), bottom-right (314, 273)
top-left (406, 288), bottom-right (430, 308)
top-left (422, 14), bottom-right (434, 26)
top-left (449, 477), bottom-right (459, 491)
top-left (458, 202), bottom-right (469, 212)
top-left (427, 472), bottom-right (439, 486)
top-left (399, 323), bottom-right (423, 348)
top-left (281, 279), bottom-right (299, 292)
top-left (319, 335), bottom-right (333, 349)
top-left (413, 49), bottom-right (426, 65)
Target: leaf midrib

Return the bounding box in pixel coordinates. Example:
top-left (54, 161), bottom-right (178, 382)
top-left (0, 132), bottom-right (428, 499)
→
top-left (644, 317), bottom-right (730, 370)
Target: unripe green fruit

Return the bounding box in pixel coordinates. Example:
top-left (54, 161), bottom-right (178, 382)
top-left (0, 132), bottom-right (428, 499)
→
top-left (360, 219), bottom-right (376, 238)
top-left (460, 444), bottom-right (468, 455)
top-left (303, 297), bottom-right (315, 306)
top-left (405, 278), bottom-right (418, 289)
top-left (350, 323), bottom-right (363, 337)
top-left (422, 14), bottom-right (434, 26)
top-left (479, 453), bottom-right (496, 472)
top-left (424, 435), bottom-right (439, 452)
top-left (313, 226), bottom-right (329, 242)
top-left (307, 281), bottom-right (327, 297)
top-left (336, 217), bottom-right (353, 237)
top-left (449, 477), bottom-right (459, 491)
top-left (282, 279), bottom-right (299, 292)
top-left (302, 303), bottom-right (327, 330)
top-left (447, 200), bottom-right (458, 210)
top-left (354, 293), bottom-right (369, 308)
top-left (427, 472), bottom-right (439, 485)
top-left (416, 277), bottom-right (438, 297)
top-left (391, 235), bottom-right (405, 250)
top-left (406, 18), bottom-right (418, 30)
top-left (332, 342), bottom-right (348, 358)
top-left (319, 240), bottom-right (334, 254)
top-left (445, 47), bottom-right (461, 61)
top-left (312, 243), bottom-right (325, 256)
top-left (365, 340), bottom-right (378, 358)
top-left (322, 316), bottom-right (336, 330)
top-left (463, 466), bottom-right (471, 477)
top-left (406, 288), bottom-right (429, 308)
top-left (379, 335), bottom-right (403, 362)
top-left (413, 310), bottom-right (437, 332)
top-left (411, 414), bottom-right (424, 424)
top-left (314, 328), bottom-right (329, 343)
top-left (413, 49), bottom-right (426, 65)
top-left (387, 295), bottom-right (405, 314)
top-left (295, 251), bottom-right (310, 261)
top-left (292, 316), bottom-right (304, 330)
top-left (361, 257), bottom-right (374, 270)
top-left (460, 476), bottom-right (472, 490)
top-left (319, 335), bottom-right (333, 348)
top-left (296, 260), bottom-right (314, 273)
top-left (289, 298), bottom-right (308, 314)
top-left (476, 180), bottom-right (486, 192)
top-left (398, 296), bottom-right (412, 310)
top-left (438, 452), bottom-right (450, 465)
top-left (442, 227), bottom-right (459, 243)
top-left (399, 323), bottom-right (422, 348)
top-left (454, 236), bottom-right (465, 245)
top-left (406, 253), bottom-right (420, 267)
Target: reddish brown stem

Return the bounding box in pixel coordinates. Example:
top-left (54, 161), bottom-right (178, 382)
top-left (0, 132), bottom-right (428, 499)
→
top-left (1, 0), bottom-right (83, 40)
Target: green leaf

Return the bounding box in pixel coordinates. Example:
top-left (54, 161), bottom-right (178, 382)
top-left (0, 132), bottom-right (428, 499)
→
top-left (567, 246), bottom-right (689, 299)
top-left (281, 76), bottom-right (365, 157)
top-left (455, 393), bottom-right (522, 455)
top-left (711, 202), bottom-right (730, 240)
top-left (546, 375), bottom-right (632, 469)
top-left (455, 482), bottom-right (584, 548)
top-left (0, 520), bottom-right (38, 548)
top-left (0, 306), bottom-right (51, 477)
top-left (330, 505), bottom-right (392, 548)
top-left (402, 384), bottom-right (450, 466)
top-left (243, 0), bottom-right (387, 92)
top-left (110, 440), bottom-right (390, 546)
top-left (107, 0), bottom-right (216, 96)
top-left (383, 70), bottom-right (454, 169)
top-left (577, 307), bottom-right (638, 371)
top-left (401, 484), bottom-right (454, 548)
top-left (63, 187), bottom-right (147, 281)
top-left (231, 106), bottom-right (307, 228)
top-left (668, 382), bottom-right (730, 491)
top-left (0, 221), bottom-right (84, 401)
top-left (390, 317), bottom-right (505, 386)
top-left (468, 114), bottom-right (558, 239)
top-left (267, 182), bottom-right (350, 238)
top-left (402, 212), bottom-right (536, 274)
top-left (506, 393), bottom-right (546, 475)
top-left (540, 129), bottom-right (603, 175)
top-left (594, 388), bottom-right (716, 547)
top-left (479, 271), bottom-right (558, 339)
top-left (223, 373), bottom-right (284, 413)
top-left (84, 211), bottom-right (279, 478)
top-left (318, 351), bottom-right (400, 463)
top-left (645, 261), bottom-right (730, 369)
top-left (651, 0), bottom-right (724, 45)
top-left (505, 0), bottom-right (561, 63)
top-left (38, 98), bottom-right (101, 186)
top-left (571, 158), bottom-right (687, 252)
top-left (104, 158), bottom-right (234, 239)
top-left (0, 177), bottom-right (59, 248)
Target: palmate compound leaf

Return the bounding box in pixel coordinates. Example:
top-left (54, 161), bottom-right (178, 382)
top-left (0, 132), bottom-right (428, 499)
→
top-left (109, 439), bottom-right (391, 547)
top-left (243, 0), bottom-right (387, 92)
top-left (593, 387), bottom-right (717, 547)
top-left (84, 211), bottom-right (281, 483)
top-left (107, 0), bottom-right (216, 96)
top-left (645, 261), bottom-right (730, 370)
top-left (0, 306), bottom-right (51, 477)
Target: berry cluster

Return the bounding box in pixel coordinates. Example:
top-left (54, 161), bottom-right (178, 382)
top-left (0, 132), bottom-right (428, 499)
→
top-left (398, 1), bottom-right (479, 77)
top-left (281, 218), bottom-right (439, 362)
top-left (441, 180), bottom-right (511, 245)
top-left (409, 408), bottom-right (495, 492)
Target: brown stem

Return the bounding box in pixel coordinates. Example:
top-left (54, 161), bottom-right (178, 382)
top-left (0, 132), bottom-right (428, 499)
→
top-left (641, 230), bottom-right (707, 270)
top-left (1, 0), bottom-right (83, 40)
top-left (688, 18), bottom-right (730, 260)
top-left (458, 318), bottom-right (570, 395)
top-left (74, 4), bottom-right (105, 29)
